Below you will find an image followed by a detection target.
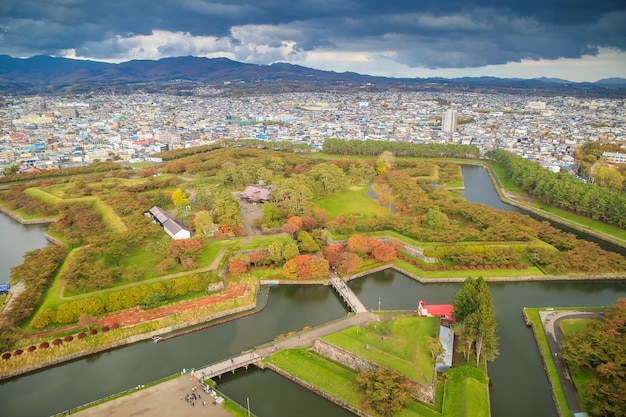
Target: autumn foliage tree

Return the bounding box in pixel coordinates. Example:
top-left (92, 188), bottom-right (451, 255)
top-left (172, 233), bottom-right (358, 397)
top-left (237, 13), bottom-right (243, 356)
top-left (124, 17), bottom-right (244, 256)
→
top-left (372, 244), bottom-right (397, 262)
top-left (282, 254), bottom-right (329, 280)
top-left (356, 367), bottom-right (413, 417)
top-left (347, 234), bottom-right (371, 256)
top-left (228, 256), bottom-right (249, 278)
top-left (325, 243), bottom-right (345, 266)
top-left (337, 251), bottom-right (363, 274)
top-left (560, 298), bottom-right (626, 417)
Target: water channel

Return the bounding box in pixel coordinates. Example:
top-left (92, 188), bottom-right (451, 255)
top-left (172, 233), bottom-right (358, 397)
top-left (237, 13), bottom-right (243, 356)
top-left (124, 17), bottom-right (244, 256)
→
top-left (0, 215), bottom-right (49, 284)
top-left (0, 165), bottom-right (625, 417)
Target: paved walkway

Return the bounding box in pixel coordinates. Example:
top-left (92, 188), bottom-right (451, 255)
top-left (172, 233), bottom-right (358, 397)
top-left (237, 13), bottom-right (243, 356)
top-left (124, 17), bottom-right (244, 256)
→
top-left (194, 311), bottom-right (379, 381)
top-left (540, 310), bottom-right (603, 414)
top-left (329, 276), bottom-right (368, 313)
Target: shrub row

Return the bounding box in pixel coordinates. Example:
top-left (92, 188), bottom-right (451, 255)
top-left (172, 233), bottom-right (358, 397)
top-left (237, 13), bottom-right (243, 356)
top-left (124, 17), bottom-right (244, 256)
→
top-left (1, 323), bottom-right (119, 361)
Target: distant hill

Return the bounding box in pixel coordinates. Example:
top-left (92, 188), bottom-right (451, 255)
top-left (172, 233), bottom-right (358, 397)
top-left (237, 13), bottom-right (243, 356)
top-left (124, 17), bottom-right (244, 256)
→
top-left (0, 54), bottom-right (625, 96)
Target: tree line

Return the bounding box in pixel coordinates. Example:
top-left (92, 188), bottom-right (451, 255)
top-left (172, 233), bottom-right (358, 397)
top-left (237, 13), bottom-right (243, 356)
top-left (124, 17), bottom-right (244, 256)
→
top-left (322, 138), bottom-right (480, 158)
top-left (487, 149), bottom-right (626, 228)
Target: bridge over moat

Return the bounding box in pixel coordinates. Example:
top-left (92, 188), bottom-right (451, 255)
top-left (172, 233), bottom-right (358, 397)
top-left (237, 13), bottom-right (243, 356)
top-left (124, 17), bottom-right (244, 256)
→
top-left (194, 352), bottom-right (262, 380)
top-left (328, 276), bottom-right (368, 313)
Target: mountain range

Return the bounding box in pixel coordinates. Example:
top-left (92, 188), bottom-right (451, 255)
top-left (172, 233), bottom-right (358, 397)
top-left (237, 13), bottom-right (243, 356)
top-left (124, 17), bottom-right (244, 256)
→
top-left (1, 55), bottom-right (625, 94)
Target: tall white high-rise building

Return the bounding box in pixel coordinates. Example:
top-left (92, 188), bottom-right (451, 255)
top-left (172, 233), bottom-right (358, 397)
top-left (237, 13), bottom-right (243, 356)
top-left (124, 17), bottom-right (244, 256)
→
top-left (442, 110), bottom-right (458, 132)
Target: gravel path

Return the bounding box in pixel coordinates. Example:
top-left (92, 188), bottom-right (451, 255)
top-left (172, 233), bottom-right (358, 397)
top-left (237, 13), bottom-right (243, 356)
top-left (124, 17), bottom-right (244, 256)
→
top-left (73, 374), bottom-right (235, 417)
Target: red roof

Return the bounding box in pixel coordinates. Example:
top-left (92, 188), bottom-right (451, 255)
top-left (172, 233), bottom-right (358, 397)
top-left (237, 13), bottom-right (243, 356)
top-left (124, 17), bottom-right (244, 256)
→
top-left (418, 300), bottom-right (455, 321)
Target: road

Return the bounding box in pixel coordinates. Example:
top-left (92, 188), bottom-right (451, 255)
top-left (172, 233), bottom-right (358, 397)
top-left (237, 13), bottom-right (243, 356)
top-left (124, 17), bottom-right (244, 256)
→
top-left (539, 309), bottom-right (603, 414)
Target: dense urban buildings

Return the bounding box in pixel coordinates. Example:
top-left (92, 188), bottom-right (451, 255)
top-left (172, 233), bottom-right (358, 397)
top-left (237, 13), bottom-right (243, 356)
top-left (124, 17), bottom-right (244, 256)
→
top-left (1, 89), bottom-right (624, 176)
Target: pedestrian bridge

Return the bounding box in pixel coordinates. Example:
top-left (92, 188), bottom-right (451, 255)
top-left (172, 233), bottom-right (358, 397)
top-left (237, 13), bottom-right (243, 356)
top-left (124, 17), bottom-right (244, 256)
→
top-left (329, 276), bottom-right (368, 313)
top-left (194, 352), bottom-right (262, 380)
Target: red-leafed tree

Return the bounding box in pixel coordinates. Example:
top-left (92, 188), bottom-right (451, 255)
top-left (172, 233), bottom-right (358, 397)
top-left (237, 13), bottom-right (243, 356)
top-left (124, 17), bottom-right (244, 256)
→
top-left (229, 258), bottom-right (248, 278)
top-left (325, 243), bottom-right (345, 266)
top-left (301, 215), bottom-right (318, 232)
top-left (338, 251), bottom-right (363, 274)
top-left (372, 244), bottom-right (397, 262)
top-left (249, 252), bottom-right (263, 267)
top-left (281, 222), bottom-right (300, 238)
top-left (294, 254), bottom-right (313, 279)
top-left (560, 298), bottom-right (626, 417)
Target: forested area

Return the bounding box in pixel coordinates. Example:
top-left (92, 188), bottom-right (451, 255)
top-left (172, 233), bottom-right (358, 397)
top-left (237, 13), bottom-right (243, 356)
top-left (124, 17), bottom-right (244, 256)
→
top-left (560, 299), bottom-right (626, 417)
top-left (487, 149), bottom-right (626, 227)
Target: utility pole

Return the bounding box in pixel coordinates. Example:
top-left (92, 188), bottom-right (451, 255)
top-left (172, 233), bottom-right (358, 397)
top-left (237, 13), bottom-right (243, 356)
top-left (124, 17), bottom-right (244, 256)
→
top-left (247, 397), bottom-right (250, 417)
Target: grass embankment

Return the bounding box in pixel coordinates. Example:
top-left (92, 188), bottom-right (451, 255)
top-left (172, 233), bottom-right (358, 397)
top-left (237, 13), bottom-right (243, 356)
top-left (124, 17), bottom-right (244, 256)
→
top-left (321, 317), bottom-right (439, 384)
top-left (523, 308), bottom-right (572, 417)
top-left (266, 316), bottom-right (489, 417)
top-left (441, 366), bottom-right (489, 417)
top-left (25, 187), bottom-right (126, 232)
top-left (315, 186), bottom-right (392, 220)
top-left (267, 348), bottom-right (361, 407)
top-left (490, 161), bottom-right (626, 244)
top-left (329, 229), bottom-right (545, 279)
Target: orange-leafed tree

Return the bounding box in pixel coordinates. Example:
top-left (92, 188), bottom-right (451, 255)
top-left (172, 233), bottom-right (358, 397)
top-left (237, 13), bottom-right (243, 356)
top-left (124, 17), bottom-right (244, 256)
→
top-left (287, 216), bottom-right (304, 228)
top-left (282, 254), bottom-right (329, 280)
top-left (281, 222), bottom-right (300, 238)
top-left (309, 255), bottom-right (330, 279)
top-left (347, 234), bottom-right (370, 256)
top-left (372, 244), bottom-right (397, 262)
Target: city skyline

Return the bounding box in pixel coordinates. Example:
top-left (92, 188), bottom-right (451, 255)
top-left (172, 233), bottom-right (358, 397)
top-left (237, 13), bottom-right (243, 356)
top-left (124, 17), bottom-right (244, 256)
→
top-left (1, 0), bottom-right (625, 83)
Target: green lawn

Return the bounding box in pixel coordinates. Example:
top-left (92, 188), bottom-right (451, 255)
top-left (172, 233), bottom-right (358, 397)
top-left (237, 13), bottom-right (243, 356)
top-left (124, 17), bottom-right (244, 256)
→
top-left (232, 233), bottom-right (291, 250)
top-left (314, 186), bottom-right (392, 221)
top-left (266, 348), bottom-right (361, 407)
top-left (321, 316), bottom-right (439, 384)
top-left (443, 374), bottom-right (489, 417)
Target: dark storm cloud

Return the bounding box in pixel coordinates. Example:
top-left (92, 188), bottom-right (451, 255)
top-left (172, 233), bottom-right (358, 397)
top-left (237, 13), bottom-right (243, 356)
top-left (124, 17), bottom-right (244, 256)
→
top-left (1, 0), bottom-right (624, 69)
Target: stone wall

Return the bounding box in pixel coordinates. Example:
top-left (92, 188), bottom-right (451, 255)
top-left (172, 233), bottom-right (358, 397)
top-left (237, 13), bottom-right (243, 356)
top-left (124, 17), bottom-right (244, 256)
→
top-left (312, 339), bottom-right (435, 404)
top-left (206, 281), bottom-right (224, 292)
top-left (313, 339), bottom-right (378, 373)
top-left (258, 362), bottom-right (374, 417)
top-left (391, 240), bottom-right (439, 264)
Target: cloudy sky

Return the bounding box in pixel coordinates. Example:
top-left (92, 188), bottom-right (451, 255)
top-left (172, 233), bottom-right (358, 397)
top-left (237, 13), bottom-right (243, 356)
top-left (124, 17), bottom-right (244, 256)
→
top-left (1, 0), bottom-right (625, 82)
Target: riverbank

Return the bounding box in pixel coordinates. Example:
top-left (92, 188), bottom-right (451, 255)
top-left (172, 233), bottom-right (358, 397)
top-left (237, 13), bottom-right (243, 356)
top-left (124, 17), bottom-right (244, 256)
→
top-left (0, 204), bottom-right (57, 225)
top-left (483, 162), bottom-right (626, 249)
top-left (0, 283), bottom-right (261, 381)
